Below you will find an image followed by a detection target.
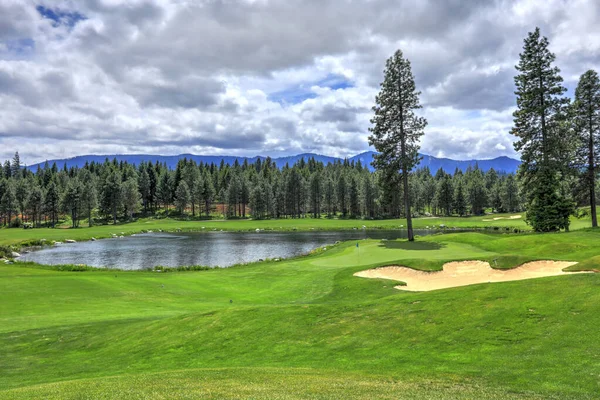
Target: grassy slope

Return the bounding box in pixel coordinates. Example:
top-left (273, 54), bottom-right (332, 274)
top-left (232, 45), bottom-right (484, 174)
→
top-left (1, 230), bottom-right (600, 398)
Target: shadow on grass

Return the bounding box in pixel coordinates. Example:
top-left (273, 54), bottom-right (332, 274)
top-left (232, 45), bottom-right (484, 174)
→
top-left (378, 240), bottom-right (445, 251)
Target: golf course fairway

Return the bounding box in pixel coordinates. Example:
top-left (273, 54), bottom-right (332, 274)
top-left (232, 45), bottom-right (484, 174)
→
top-left (1, 228), bottom-right (600, 399)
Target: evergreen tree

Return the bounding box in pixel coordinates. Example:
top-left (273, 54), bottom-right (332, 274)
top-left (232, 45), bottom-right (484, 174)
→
top-left (174, 181), bottom-right (191, 215)
top-left (15, 179), bottom-right (30, 222)
top-left (309, 172), bottom-right (322, 218)
top-left (348, 175), bottom-right (360, 217)
top-left (502, 175), bottom-right (520, 213)
top-left (27, 183), bottom-right (44, 227)
top-left (490, 182), bottom-right (504, 213)
top-left (369, 49), bottom-right (427, 240)
top-left (11, 152), bottom-right (21, 179)
top-left (454, 179), bottom-right (467, 216)
top-left (81, 177), bottom-right (98, 227)
top-left (44, 181), bottom-right (60, 228)
top-left (202, 170), bottom-right (216, 217)
top-left (435, 175), bottom-right (453, 216)
top-left (122, 178), bottom-right (140, 220)
top-left (156, 171), bottom-right (173, 216)
top-left (467, 170), bottom-right (488, 215)
top-left (324, 177), bottom-right (335, 218)
top-left (138, 167), bottom-right (151, 214)
top-left (3, 161), bottom-right (11, 179)
top-left (361, 174), bottom-right (377, 219)
top-left (573, 70), bottom-right (600, 227)
top-left (0, 181), bottom-right (16, 226)
top-left (336, 173), bottom-right (347, 217)
top-left (191, 175), bottom-right (205, 218)
top-left (61, 179), bottom-right (83, 228)
top-left (512, 27), bottom-right (574, 231)
top-left (101, 170), bottom-right (122, 224)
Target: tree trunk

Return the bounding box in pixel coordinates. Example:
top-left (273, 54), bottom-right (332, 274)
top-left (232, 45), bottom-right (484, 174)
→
top-left (589, 106), bottom-right (598, 227)
top-left (402, 165), bottom-right (413, 241)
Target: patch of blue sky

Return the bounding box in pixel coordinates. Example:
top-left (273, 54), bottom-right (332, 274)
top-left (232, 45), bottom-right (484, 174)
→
top-left (316, 74), bottom-right (354, 90)
top-left (1, 38), bottom-right (35, 57)
top-left (36, 5), bottom-right (86, 28)
top-left (268, 74), bottom-right (354, 105)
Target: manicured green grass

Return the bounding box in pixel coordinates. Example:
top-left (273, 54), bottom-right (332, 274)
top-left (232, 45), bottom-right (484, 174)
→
top-left (1, 229), bottom-right (600, 398)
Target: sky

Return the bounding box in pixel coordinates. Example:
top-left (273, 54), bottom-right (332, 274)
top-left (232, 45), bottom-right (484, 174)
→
top-left (1, 0), bottom-right (599, 165)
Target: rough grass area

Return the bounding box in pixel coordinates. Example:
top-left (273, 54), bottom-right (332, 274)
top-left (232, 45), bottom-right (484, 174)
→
top-left (1, 229), bottom-right (600, 398)
top-left (0, 368), bottom-right (551, 400)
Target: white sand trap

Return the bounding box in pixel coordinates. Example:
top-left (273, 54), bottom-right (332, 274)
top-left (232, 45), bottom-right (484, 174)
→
top-left (482, 215), bottom-right (522, 222)
top-left (354, 260), bottom-right (590, 292)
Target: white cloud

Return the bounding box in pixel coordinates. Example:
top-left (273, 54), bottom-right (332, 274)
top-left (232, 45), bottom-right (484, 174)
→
top-left (0, 0), bottom-right (599, 164)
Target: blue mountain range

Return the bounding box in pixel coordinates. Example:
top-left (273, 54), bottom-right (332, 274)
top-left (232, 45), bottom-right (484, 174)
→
top-left (28, 151), bottom-right (521, 174)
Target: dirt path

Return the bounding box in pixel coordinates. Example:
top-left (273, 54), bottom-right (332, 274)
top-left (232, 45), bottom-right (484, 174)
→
top-left (354, 260), bottom-right (590, 292)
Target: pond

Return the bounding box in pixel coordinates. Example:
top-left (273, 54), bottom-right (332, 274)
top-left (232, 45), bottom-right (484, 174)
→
top-left (18, 229), bottom-right (439, 270)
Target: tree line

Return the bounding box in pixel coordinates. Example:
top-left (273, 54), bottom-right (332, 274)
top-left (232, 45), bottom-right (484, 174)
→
top-left (0, 151), bottom-right (523, 228)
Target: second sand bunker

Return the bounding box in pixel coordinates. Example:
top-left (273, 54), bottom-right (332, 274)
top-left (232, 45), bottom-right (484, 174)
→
top-left (354, 260), bottom-right (589, 292)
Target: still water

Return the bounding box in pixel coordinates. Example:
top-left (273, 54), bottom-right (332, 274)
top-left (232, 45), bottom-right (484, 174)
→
top-left (19, 230), bottom-right (437, 270)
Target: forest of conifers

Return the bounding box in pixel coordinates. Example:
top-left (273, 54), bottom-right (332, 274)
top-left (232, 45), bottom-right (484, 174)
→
top-left (0, 152), bottom-right (522, 228)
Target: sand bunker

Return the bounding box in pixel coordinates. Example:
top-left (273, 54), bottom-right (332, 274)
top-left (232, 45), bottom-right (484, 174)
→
top-left (483, 215), bottom-right (522, 222)
top-left (354, 260), bottom-right (590, 292)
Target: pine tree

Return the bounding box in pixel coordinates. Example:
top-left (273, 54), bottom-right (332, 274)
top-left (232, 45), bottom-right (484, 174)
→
top-left (61, 179), bottom-right (83, 228)
top-left (512, 27), bottom-right (574, 231)
top-left (101, 170), bottom-right (122, 224)
top-left (81, 178), bottom-right (98, 227)
top-left (202, 170), bottom-right (215, 217)
top-left (0, 181), bottom-right (16, 226)
top-left (309, 172), bottom-right (322, 218)
top-left (502, 175), bottom-right (520, 212)
top-left (156, 171), bottom-right (173, 216)
top-left (573, 70), bottom-right (600, 227)
top-left (15, 179), bottom-right (30, 222)
top-left (435, 175), bottom-right (453, 216)
top-left (27, 183), bottom-right (44, 227)
top-left (138, 167), bottom-right (151, 214)
top-left (454, 179), bottom-right (467, 216)
top-left (174, 181), bottom-right (191, 215)
top-left (324, 177), bottom-right (335, 218)
top-left (122, 178), bottom-right (140, 220)
top-left (44, 181), bottom-right (60, 228)
top-left (467, 170), bottom-right (487, 215)
top-left (336, 173), bottom-right (347, 217)
top-left (369, 49), bottom-right (427, 240)
top-left (11, 152), bottom-right (21, 179)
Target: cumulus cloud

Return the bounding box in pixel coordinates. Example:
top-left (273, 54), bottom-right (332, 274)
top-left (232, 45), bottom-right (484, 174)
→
top-left (0, 0), bottom-right (599, 164)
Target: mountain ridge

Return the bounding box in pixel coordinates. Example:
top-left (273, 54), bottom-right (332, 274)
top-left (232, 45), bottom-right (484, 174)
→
top-left (27, 151), bottom-right (521, 174)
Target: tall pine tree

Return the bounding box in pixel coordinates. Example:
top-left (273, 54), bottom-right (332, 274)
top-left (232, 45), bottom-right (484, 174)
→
top-left (369, 49), bottom-right (427, 241)
top-left (573, 70), bottom-right (600, 227)
top-left (511, 27), bottom-right (574, 231)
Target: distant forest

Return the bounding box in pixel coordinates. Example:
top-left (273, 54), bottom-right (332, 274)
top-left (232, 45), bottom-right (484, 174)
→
top-left (0, 152), bottom-right (521, 228)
